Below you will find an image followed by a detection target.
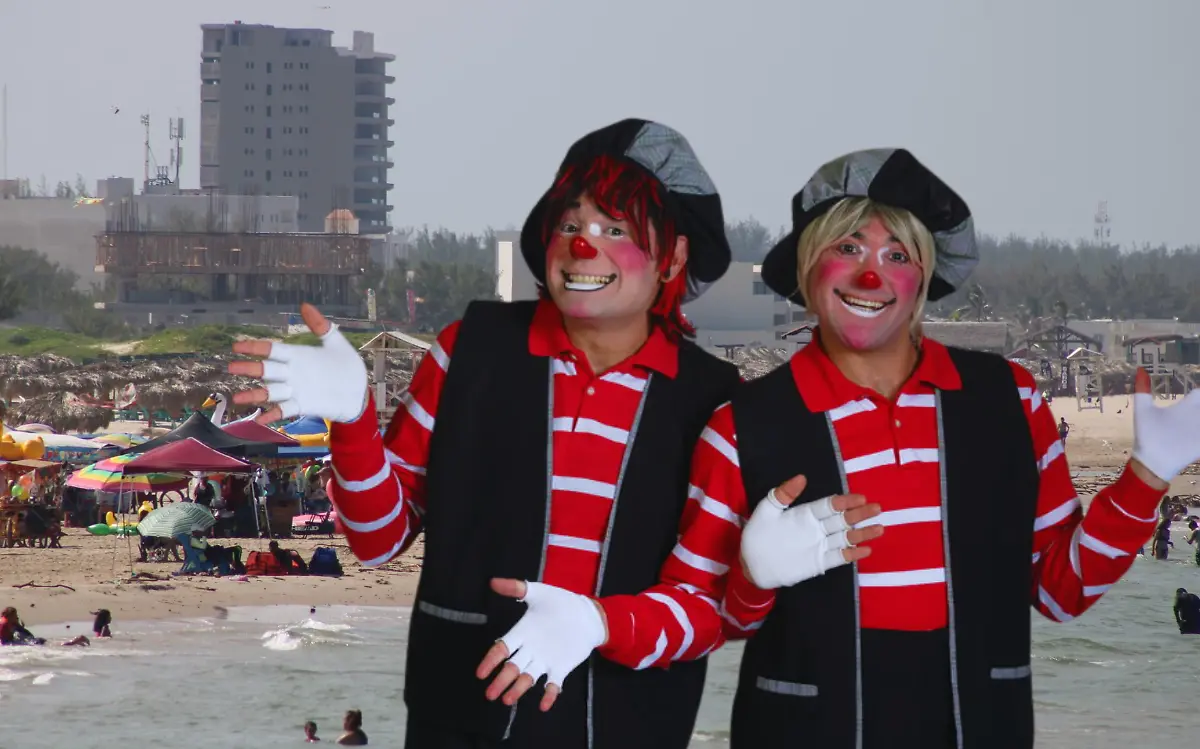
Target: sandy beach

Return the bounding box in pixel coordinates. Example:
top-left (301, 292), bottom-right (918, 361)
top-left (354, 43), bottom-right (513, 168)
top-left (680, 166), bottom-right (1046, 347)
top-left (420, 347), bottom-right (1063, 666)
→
top-left (1, 532), bottom-right (423, 627)
top-left (2, 393), bottom-right (1195, 628)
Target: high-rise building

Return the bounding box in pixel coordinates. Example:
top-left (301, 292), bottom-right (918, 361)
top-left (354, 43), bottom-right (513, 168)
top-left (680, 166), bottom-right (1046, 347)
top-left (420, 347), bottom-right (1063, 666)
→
top-left (199, 22), bottom-right (394, 233)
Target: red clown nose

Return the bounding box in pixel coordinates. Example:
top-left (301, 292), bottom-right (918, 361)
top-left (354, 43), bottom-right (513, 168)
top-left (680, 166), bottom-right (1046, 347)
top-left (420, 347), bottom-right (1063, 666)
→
top-left (570, 236), bottom-right (599, 260)
top-left (858, 270), bottom-right (882, 290)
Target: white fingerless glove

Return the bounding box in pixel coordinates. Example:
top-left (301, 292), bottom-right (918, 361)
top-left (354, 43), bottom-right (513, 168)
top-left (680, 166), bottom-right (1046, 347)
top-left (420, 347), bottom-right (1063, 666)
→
top-left (260, 323), bottom-right (369, 423)
top-left (740, 490), bottom-right (851, 590)
top-left (497, 582), bottom-right (607, 692)
top-left (1132, 389), bottom-right (1200, 482)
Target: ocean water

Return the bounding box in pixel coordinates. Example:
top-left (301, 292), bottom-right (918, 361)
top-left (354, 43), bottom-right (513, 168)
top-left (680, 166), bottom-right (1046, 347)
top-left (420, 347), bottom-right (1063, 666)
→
top-left (2, 548), bottom-right (1200, 748)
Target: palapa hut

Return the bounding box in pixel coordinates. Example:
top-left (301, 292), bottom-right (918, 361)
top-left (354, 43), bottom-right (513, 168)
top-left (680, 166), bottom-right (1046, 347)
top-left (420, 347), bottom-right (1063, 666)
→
top-left (8, 392), bottom-right (113, 434)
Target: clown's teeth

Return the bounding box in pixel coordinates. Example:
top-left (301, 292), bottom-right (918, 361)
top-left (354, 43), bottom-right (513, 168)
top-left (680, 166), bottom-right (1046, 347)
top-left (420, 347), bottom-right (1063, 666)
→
top-left (841, 297), bottom-right (885, 318)
top-left (564, 272), bottom-right (616, 292)
top-left (841, 295), bottom-right (885, 310)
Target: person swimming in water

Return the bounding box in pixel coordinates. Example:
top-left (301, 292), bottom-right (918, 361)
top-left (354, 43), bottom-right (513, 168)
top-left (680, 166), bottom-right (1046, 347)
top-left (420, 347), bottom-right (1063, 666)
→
top-left (0, 607), bottom-right (88, 646)
top-left (1175, 588), bottom-right (1200, 634)
top-left (335, 710), bottom-right (367, 745)
top-left (304, 720), bottom-right (321, 742)
top-left (0, 607), bottom-right (44, 645)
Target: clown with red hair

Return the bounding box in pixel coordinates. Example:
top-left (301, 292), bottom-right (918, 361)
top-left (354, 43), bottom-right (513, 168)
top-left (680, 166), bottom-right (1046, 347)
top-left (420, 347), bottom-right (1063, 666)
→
top-left (229, 119), bottom-right (738, 749)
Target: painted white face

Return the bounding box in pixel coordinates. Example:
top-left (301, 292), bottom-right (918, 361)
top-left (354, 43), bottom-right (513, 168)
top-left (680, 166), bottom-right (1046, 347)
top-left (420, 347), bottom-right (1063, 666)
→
top-left (809, 216), bottom-right (925, 351)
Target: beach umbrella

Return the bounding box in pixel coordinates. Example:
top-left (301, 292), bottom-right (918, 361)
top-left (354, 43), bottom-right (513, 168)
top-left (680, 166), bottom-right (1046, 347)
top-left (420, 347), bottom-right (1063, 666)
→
top-left (136, 502), bottom-right (216, 539)
top-left (66, 452), bottom-right (190, 493)
top-left (7, 392), bottom-right (114, 434)
top-left (90, 433), bottom-right (148, 449)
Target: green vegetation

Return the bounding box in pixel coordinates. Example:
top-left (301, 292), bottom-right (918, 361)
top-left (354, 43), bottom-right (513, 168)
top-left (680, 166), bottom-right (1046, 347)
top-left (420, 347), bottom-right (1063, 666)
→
top-left (131, 324), bottom-right (278, 355)
top-left (0, 327), bottom-right (105, 360)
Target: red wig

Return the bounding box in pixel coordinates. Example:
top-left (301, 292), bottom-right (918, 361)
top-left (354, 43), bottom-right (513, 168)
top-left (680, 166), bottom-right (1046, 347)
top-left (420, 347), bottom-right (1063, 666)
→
top-left (540, 154), bottom-right (694, 340)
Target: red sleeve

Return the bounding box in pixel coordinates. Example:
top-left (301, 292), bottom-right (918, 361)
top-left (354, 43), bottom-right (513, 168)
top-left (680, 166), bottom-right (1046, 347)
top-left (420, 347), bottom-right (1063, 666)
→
top-left (326, 322), bottom-right (459, 567)
top-left (1009, 363), bottom-right (1165, 622)
top-left (596, 403), bottom-right (767, 669)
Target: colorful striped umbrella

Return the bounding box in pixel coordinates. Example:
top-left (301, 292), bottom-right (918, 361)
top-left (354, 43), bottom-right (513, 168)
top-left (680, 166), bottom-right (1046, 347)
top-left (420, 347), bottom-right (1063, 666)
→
top-left (66, 452), bottom-right (190, 493)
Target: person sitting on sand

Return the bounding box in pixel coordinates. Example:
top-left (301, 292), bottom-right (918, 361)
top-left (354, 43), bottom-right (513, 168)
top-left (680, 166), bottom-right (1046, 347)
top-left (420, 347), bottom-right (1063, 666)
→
top-left (304, 720), bottom-right (320, 742)
top-left (91, 609), bottom-right (112, 638)
top-left (269, 540), bottom-right (308, 574)
top-left (1175, 588), bottom-right (1200, 634)
top-left (336, 710), bottom-right (367, 745)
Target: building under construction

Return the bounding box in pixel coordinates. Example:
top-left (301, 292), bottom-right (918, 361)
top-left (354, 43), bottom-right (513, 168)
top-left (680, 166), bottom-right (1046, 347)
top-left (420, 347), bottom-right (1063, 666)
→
top-left (95, 207), bottom-right (370, 326)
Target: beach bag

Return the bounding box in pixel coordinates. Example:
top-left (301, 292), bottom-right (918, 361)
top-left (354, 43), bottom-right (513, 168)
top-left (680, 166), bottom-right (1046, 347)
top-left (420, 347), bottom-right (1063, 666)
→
top-left (309, 546), bottom-right (343, 576)
top-left (244, 550), bottom-right (289, 576)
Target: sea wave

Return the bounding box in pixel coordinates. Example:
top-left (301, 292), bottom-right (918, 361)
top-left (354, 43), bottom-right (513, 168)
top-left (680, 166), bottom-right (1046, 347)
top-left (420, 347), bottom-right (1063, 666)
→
top-left (261, 617), bottom-right (363, 651)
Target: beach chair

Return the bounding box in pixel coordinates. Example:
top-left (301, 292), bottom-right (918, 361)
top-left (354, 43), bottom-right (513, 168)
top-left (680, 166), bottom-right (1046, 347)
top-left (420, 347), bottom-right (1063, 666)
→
top-left (174, 533), bottom-right (214, 575)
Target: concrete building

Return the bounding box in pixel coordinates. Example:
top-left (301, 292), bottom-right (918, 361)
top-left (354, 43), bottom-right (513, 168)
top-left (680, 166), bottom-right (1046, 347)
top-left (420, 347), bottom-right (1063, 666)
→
top-left (199, 22), bottom-right (395, 234)
top-left (105, 192), bottom-right (299, 234)
top-left (684, 262), bottom-right (807, 350)
top-left (0, 196), bottom-right (105, 289)
top-left (494, 231), bottom-right (538, 303)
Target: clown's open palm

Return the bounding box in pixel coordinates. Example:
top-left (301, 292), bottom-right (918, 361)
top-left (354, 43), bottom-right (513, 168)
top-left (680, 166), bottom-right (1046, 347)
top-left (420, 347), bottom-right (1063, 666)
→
top-left (1131, 368), bottom-right (1200, 483)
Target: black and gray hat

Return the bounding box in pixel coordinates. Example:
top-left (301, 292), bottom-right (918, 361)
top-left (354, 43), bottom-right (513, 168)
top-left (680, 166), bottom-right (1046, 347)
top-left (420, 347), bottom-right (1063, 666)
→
top-left (760, 148), bottom-right (977, 305)
top-left (520, 118), bottom-right (730, 301)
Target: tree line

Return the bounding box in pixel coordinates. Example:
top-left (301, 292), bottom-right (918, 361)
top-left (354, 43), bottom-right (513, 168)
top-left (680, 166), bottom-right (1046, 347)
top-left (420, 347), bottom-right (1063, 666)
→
top-left (3, 219), bottom-right (1198, 340)
top-left (722, 218), bottom-right (1200, 324)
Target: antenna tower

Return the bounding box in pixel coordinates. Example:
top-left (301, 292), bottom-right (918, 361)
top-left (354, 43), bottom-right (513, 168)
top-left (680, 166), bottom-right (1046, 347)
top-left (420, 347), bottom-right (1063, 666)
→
top-left (140, 114), bottom-right (151, 190)
top-left (2, 84), bottom-right (7, 183)
top-left (169, 117), bottom-right (185, 186)
top-left (1093, 201), bottom-right (1111, 244)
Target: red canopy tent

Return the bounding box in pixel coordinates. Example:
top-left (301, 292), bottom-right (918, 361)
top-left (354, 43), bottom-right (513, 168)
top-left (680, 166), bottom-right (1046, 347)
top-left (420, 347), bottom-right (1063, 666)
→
top-left (122, 437), bottom-right (255, 475)
top-left (221, 419), bottom-right (300, 446)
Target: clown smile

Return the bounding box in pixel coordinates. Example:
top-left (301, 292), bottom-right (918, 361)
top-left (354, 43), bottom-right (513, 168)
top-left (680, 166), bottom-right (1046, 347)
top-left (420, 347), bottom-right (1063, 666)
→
top-left (563, 271), bottom-right (617, 292)
top-left (836, 291), bottom-right (896, 318)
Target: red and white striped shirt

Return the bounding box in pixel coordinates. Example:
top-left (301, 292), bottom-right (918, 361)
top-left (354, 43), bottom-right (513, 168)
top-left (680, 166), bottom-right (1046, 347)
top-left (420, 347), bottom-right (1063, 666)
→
top-left (598, 335), bottom-right (1166, 667)
top-left (325, 299), bottom-right (724, 666)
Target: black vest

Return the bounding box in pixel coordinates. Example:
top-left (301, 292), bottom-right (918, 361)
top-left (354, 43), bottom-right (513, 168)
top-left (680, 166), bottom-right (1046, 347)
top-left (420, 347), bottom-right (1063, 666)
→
top-left (728, 347), bottom-right (1040, 749)
top-left (404, 300), bottom-right (739, 749)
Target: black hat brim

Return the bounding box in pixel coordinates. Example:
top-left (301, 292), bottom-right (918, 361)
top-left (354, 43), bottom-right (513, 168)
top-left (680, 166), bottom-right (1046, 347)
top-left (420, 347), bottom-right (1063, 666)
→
top-left (761, 149), bottom-right (974, 306)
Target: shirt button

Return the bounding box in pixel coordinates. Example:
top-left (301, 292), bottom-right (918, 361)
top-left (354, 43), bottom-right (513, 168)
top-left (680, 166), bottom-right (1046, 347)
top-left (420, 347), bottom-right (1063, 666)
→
top-left (586, 386), bottom-right (595, 396)
top-left (894, 419), bottom-right (902, 428)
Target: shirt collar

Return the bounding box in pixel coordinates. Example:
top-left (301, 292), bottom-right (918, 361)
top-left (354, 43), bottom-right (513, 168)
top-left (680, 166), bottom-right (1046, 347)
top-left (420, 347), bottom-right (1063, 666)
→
top-left (789, 327), bottom-right (962, 412)
top-left (527, 298), bottom-right (679, 378)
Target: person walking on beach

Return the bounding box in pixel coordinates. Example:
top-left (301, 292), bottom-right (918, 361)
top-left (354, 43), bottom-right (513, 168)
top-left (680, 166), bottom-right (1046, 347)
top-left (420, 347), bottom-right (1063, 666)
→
top-left (229, 120), bottom-right (741, 749)
top-left (1058, 416), bottom-right (1070, 443)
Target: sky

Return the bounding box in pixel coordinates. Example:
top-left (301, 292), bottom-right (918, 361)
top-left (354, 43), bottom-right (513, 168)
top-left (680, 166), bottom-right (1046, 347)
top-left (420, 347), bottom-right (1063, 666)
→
top-left (0, 0), bottom-right (1196, 248)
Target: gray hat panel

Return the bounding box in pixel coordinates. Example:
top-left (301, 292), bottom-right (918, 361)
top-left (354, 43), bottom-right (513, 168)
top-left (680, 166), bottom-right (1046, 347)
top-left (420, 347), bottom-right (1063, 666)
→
top-left (933, 216), bottom-right (978, 290)
top-left (624, 122), bottom-right (718, 197)
top-left (799, 148), bottom-right (896, 212)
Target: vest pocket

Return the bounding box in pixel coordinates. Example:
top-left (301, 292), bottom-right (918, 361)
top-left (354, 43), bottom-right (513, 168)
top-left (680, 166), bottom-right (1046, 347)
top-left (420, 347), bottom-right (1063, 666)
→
top-left (989, 664), bottom-right (1031, 680)
top-left (418, 601), bottom-right (488, 625)
top-left (987, 663), bottom-right (1034, 743)
top-left (733, 673), bottom-right (823, 744)
top-left (756, 677), bottom-right (819, 697)
top-left (406, 597), bottom-right (508, 736)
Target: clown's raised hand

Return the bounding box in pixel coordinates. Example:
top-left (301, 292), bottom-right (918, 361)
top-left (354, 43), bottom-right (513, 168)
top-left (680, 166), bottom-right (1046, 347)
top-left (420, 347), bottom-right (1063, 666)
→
top-left (1131, 368), bottom-right (1200, 484)
top-left (228, 303), bottom-right (369, 424)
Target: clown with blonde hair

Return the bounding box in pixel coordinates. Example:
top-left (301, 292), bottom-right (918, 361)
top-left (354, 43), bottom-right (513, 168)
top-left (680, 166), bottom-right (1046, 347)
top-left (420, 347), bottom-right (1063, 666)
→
top-left (709, 149), bottom-right (1200, 748)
